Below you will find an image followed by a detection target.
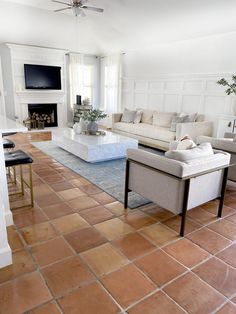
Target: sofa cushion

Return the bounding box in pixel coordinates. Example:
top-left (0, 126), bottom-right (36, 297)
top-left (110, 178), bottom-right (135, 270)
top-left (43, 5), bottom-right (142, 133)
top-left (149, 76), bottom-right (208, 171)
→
top-left (137, 109), bottom-right (154, 124)
top-left (121, 108), bottom-right (136, 123)
top-left (133, 110), bottom-right (143, 124)
top-left (114, 122), bottom-right (176, 142)
top-left (113, 122), bottom-right (133, 133)
top-left (153, 112), bottom-right (177, 128)
top-left (165, 142), bottom-right (214, 162)
top-left (132, 123), bottom-right (176, 142)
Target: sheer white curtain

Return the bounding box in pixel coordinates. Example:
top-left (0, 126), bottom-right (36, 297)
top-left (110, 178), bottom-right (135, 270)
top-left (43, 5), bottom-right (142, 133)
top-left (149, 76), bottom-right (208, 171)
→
top-left (69, 53), bottom-right (84, 108)
top-left (101, 54), bottom-right (122, 114)
top-left (0, 59), bottom-right (6, 116)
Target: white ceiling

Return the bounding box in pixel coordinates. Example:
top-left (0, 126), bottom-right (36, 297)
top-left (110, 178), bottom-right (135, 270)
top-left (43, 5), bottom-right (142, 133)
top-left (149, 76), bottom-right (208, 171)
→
top-left (1, 0), bottom-right (236, 55)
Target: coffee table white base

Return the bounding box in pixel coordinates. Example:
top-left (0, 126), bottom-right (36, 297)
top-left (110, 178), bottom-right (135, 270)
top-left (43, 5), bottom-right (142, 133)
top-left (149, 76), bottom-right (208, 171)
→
top-left (52, 128), bottom-right (138, 163)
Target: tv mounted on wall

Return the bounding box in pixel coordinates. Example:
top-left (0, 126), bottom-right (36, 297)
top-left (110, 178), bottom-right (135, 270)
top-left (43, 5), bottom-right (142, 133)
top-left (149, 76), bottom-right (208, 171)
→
top-left (24, 64), bottom-right (62, 90)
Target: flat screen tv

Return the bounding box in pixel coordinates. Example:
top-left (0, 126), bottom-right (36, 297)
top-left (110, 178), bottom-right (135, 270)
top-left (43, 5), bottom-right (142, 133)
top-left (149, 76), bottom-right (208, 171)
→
top-left (24, 64), bottom-right (62, 90)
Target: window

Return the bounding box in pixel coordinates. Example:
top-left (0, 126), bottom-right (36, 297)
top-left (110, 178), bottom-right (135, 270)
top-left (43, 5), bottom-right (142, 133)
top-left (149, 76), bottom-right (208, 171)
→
top-left (103, 64), bottom-right (119, 113)
top-left (69, 53), bottom-right (95, 108)
top-left (83, 65), bottom-right (93, 102)
top-left (101, 55), bottom-right (122, 114)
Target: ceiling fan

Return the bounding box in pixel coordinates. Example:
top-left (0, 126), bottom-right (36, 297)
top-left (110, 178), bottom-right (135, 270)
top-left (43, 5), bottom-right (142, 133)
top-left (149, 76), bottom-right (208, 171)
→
top-left (52, 0), bottom-right (104, 17)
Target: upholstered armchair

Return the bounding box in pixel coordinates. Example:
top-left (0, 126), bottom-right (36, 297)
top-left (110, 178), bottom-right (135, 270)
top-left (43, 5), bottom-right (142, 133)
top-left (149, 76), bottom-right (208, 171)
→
top-left (197, 133), bottom-right (236, 182)
top-left (124, 149), bottom-right (230, 236)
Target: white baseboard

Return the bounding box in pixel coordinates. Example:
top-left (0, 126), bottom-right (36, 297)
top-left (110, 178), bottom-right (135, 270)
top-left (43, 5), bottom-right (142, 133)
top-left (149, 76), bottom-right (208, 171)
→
top-left (0, 245), bottom-right (12, 268)
top-left (5, 210), bottom-right (13, 226)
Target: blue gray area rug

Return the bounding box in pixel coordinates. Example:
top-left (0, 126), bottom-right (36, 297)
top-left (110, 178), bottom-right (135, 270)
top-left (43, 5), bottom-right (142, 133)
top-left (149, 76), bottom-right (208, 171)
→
top-left (33, 141), bottom-right (163, 209)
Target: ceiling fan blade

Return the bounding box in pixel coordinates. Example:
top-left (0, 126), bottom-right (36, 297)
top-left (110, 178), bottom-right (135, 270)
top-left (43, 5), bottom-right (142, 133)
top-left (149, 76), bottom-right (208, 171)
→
top-left (52, 0), bottom-right (71, 6)
top-left (54, 7), bottom-right (71, 12)
top-left (80, 0), bottom-right (88, 5)
top-left (82, 6), bottom-right (104, 13)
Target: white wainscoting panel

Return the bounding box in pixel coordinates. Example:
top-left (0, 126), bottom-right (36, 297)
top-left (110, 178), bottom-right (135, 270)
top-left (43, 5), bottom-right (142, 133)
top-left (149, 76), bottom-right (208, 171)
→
top-left (122, 73), bottom-right (235, 135)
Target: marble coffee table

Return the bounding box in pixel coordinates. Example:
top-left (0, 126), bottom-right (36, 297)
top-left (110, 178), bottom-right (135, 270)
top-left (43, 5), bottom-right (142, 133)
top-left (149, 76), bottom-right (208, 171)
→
top-left (52, 128), bottom-right (138, 163)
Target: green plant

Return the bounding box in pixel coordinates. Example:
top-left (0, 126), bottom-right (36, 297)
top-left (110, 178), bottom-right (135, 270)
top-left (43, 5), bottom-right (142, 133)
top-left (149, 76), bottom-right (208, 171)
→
top-left (217, 76), bottom-right (236, 95)
top-left (81, 108), bottom-right (107, 122)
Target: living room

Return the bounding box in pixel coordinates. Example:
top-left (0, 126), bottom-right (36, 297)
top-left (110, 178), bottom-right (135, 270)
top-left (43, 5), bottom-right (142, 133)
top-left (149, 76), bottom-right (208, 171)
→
top-left (0, 0), bottom-right (236, 313)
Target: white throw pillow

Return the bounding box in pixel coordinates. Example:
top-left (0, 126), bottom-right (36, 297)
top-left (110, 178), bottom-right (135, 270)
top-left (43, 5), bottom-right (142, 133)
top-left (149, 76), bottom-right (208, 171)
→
top-left (165, 142), bottom-right (214, 162)
top-left (137, 109), bottom-right (154, 124)
top-left (121, 108), bottom-right (136, 123)
top-left (133, 110), bottom-right (143, 124)
top-left (153, 112), bottom-right (177, 128)
top-left (176, 139), bottom-right (197, 150)
top-left (179, 112), bottom-right (198, 122)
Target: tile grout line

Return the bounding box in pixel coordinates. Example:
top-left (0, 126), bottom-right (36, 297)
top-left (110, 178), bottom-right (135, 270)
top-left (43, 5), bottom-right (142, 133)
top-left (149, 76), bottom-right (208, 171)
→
top-left (4, 133), bottom-right (236, 313)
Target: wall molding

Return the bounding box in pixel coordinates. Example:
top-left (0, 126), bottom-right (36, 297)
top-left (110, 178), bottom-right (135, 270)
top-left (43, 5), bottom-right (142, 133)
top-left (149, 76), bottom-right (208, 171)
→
top-left (121, 73), bottom-right (235, 135)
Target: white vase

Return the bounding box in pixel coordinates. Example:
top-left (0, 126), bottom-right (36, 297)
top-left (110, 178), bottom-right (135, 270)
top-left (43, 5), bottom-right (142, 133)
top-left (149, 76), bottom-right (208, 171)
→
top-left (73, 122), bottom-right (82, 134)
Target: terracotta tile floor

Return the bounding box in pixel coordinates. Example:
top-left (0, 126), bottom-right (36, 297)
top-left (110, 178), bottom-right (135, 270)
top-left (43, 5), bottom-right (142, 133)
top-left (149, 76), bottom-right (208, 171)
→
top-left (1, 132), bottom-right (236, 313)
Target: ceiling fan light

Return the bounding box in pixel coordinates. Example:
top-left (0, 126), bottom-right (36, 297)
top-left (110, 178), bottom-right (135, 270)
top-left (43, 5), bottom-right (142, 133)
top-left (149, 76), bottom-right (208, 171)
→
top-left (72, 6), bottom-right (84, 16)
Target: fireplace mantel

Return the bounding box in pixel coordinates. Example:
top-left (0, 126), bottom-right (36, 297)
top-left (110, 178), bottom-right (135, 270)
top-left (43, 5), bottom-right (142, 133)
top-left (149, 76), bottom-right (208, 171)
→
top-left (16, 90), bottom-right (66, 104)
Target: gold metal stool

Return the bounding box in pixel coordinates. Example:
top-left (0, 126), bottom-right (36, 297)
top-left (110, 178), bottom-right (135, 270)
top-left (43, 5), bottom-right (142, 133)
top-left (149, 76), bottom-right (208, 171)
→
top-left (5, 150), bottom-right (34, 209)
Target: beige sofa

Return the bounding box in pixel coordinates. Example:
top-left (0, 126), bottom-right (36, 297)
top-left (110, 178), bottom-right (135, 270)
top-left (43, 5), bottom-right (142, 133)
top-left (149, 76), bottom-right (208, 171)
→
top-left (197, 133), bottom-right (236, 182)
top-left (112, 109), bottom-right (213, 150)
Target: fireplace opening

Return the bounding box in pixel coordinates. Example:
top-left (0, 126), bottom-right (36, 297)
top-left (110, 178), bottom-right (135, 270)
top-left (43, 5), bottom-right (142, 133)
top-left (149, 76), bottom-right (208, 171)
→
top-left (28, 103), bottom-right (58, 127)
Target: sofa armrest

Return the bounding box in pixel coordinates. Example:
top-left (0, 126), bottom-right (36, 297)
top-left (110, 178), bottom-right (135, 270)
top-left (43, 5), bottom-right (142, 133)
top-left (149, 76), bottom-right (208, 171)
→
top-left (197, 135), bottom-right (236, 154)
top-left (112, 113), bottom-right (123, 130)
top-left (224, 132), bottom-right (235, 139)
top-left (176, 121), bottom-right (213, 141)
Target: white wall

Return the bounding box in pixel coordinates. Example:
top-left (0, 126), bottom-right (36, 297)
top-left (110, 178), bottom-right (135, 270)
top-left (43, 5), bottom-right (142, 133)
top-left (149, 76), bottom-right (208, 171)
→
top-left (0, 57), bottom-right (6, 116)
top-left (0, 45), bottom-right (15, 119)
top-left (121, 32), bottom-right (236, 134)
top-left (122, 32), bottom-right (236, 77)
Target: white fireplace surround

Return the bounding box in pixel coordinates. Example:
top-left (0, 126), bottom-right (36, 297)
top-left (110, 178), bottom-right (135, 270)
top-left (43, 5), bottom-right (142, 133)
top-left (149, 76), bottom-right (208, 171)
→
top-left (0, 44), bottom-right (68, 127)
top-left (16, 91), bottom-right (66, 127)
